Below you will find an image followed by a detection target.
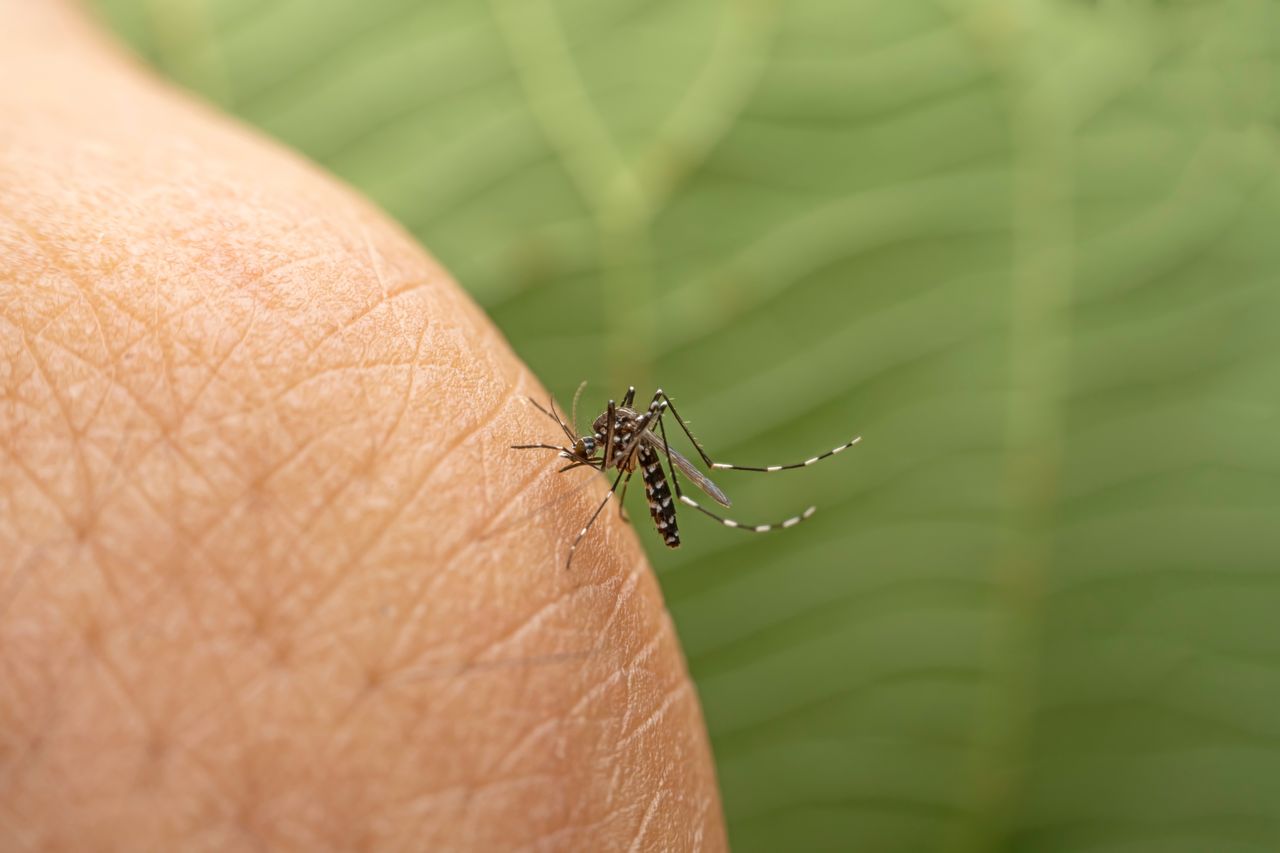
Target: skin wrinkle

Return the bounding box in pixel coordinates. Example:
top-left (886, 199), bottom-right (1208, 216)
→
top-left (26, 28), bottom-right (399, 845)
top-left (50, 328), bottom-right (231, 512)
top-left (488, 645), bottom-right (635, 789)
top-left (0, 3), bottom-right (725, 851)
top-left (219, 310), bottom-right (475, 636)
top-left (262, 379), bottom-right (519, 639)
top-left (15, 345), bottom-right (236, 571)
top-left (272, 391), bottom-right (528, 684)
top-left (316, 429), bottom-right (603, 747)
top-left (486, 553), bottom-right (669, 789)
top-left (9, 233), bottom-right (229, 434)
top-left (129, 451), bottom-right (266, 625)
top-left (618, 680), bottom-right (695, 753)
top-left (382, 418), bottom-right (636, 692)
top-left (629, 788), bottom-right (668, 853)
top-left (465, 480), bottom-right (616, 660)
top-left (116, 429), bottom-right (273, 618)
top-left (304, 376), bottom-right (524, 640)
top-left (5, 213), bottom-right (115, 378)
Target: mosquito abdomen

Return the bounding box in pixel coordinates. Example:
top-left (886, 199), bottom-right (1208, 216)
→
top-left (638, 445), bottom-right (680, 548)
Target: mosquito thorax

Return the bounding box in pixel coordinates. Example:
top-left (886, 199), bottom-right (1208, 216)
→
top-left (593, 411), bottom-right (635, 436)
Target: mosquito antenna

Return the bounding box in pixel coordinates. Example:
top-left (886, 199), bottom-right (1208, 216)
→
top-left (548, 393), bottom-right (578, 444)
top-left (570, 380), bottom-right (588, 435)
top-left (525, 395), bottom-right (575, 443)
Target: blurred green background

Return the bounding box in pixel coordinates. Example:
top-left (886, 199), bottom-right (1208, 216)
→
top-left (89, 0), bottom-right (1280, 850)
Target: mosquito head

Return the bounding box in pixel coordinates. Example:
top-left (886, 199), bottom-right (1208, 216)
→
top-left (573, 434), bottom-right (598, 459)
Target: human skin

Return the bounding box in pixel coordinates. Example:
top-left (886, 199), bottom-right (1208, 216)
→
top-left (0, 2), bottom-right (725, 850)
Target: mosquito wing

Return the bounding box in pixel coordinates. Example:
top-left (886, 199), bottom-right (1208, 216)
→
top-left (643, 433), bottom-right (732, 508)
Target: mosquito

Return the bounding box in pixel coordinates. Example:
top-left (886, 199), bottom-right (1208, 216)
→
top-left (513, 385), bottom-right (861, 568)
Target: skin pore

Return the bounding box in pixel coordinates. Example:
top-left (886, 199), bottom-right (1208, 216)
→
top-left (0, 2), bottom-right (725, 849)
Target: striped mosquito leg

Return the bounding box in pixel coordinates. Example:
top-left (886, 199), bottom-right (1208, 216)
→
top-left (616, 466), bottom-right (633, 522)
top-left (525, 395), bottom-right (576, 443)
top-left (566, 468), bottom-right (628, 570)
top-left (710, 435), bottom-right (862, 473)
top-left (654, 408), bottom-right (683, 498)
top-left (655, 389), bottom-right (715, 468)
top-left (678, 494), bottom-right (816, 533)
top-left (638, 445), bottom-right (680, 548)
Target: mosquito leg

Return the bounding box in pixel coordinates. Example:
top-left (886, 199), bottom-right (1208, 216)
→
top-left (656, 411), bottom-right (684, 500)
top-left (513, 443), bottom-right (603, 470)
top-left (709, 435), bottom-right (862, 472)
top-left (547, 393), bottom-right (575, 442)
top-left (526, 396), bottom-right (576, 443)
top-left (678, 493), bottom-right (817, 534)
top-left (602, 399), bottom-right (617, 469)
top-left (558, 460), bottom-right (603, 473)
top-left (616, 468), bottom-right (632, 522)
top-left (525, 397), bottom-right (556, 422)
top-left (621, 385), bottom-right (636, 408)
top-left (654, 389), bottom-right (716, 468)
top-left (566, 468), bottom-right (628, 570)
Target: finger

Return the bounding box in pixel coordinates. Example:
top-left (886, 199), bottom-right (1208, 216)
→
top-left (0, 3), bottom-right (725, 850)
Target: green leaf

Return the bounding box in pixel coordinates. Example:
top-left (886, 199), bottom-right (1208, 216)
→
top-left (90, 0), bottom-right (1280, 849)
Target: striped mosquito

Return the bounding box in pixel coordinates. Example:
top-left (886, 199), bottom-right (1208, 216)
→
top-left (513, 386), bottom-right (860, 568)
